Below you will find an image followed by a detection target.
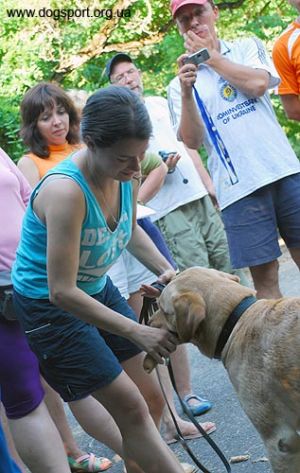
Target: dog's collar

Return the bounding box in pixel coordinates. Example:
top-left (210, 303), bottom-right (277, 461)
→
top-left (214, 295), bottom-right (257, 359)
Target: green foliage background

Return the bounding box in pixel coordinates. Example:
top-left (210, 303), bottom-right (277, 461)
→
top-left (0, 0), bottom-right (299, 161)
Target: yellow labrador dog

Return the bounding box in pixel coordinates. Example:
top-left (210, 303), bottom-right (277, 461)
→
top-left (143, 267), bottom-right (300, 473)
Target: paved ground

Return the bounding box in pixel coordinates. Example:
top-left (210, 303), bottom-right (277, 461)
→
top-left (66, 247), bottom-right (300, 472)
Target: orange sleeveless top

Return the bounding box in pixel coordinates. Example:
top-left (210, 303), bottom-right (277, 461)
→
top-left (25, 142), bottom-right (83, 178)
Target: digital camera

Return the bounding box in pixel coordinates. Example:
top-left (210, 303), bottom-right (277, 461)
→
top-left (183, 48), bottom-right (210, 66)
top-left (158, 151), bottom-right (176, 162)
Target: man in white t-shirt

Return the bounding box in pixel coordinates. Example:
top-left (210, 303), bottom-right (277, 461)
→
top-left (106, 53), bottom-right (246, 280)
top-left (168, 0), bottom-right (300, 299)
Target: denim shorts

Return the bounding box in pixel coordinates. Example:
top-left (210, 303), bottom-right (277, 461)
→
top-left (221, 174), bottom-right (300, 268)
top-left (13, 277), bottom-right (141, 402)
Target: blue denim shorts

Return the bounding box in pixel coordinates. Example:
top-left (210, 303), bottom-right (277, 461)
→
top-left (221, 174), bottom-right (300, 269)
top-left (13, 277), bottom-right (141, 402)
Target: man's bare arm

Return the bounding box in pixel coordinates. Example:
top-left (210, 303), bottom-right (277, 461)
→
top-left (177, 54), bottom-right (205, 149)
top-left (280, 94), bottom-right (300, 121)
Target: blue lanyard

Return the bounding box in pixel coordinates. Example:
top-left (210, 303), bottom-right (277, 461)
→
top-left (193, 85), bottom-right (239, 185)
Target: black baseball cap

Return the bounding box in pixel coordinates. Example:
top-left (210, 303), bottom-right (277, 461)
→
top-left (105, 53), bottom-right (133, 82)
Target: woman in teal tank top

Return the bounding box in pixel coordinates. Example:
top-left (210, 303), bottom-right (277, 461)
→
top-left (13, 86), bottom-right (184, 473)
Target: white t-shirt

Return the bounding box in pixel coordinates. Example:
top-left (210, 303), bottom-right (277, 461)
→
top-left (144, 96), bottom-right (207, 221)
top-left (168, 37), bottom-right (300, 210)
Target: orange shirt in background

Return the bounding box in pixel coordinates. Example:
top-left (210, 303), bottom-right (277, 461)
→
top-left (273, 21), bottom-right (300, 96)
top-left (25, 142), bottom-right (82, 179)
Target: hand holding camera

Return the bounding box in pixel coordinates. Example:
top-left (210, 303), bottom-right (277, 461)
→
top-left (183, 48), bottom-right (210, 66)
top-left (158, 151), bottom-right (180, 174)
top-left (158, 151), bottom-right (188, 184)
top-left (177, 48), bottom-right (209, 94)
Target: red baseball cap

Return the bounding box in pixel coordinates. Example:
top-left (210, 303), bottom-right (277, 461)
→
top-left (170, 0), bottom-right (210, 18)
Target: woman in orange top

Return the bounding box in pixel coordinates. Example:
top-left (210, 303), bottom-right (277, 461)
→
top-left (18, 83), bottom-right (82, 185)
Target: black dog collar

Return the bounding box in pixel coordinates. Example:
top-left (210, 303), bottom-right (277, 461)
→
top-left (214, 295), bottom-right (257, 359)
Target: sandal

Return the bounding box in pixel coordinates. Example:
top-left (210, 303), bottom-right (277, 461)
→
top-left (182, 394), bottom-right (212, 416)
top-left (165, 421), bottom-right (216, 444)
top-left (68, 453), bottom-right (112, 472)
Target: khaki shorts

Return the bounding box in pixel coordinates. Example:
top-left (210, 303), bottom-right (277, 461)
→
top-left (156, 195), bottom-right (248, 284)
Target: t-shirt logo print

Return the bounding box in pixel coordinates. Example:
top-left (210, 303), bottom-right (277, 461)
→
top-left (219, 78), bottom-right (237, 102)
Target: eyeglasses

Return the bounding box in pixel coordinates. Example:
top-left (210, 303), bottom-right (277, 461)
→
top-left (111, 68), bottom-right (137, 84)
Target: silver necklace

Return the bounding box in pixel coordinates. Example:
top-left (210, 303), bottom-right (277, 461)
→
top-left (84, 157), bottom-right (119, 226)
top-left (98, 187), bottom-right (119, 227)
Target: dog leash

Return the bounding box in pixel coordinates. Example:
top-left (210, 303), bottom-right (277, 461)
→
top-left (140, 282), bottom-right (231, 473)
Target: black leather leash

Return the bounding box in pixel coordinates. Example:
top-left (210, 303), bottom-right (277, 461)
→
top-left (140, 282), bottom-right (231, 473)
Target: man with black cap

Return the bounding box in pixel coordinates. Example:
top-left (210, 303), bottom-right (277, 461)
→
top-left (168, 0), bottom-right (300, 300)
top-left (106, 52), bottom-right (216, 439)
top-left (106, 52), bottom-right (245, 282)
top-left (105, 51), bottom-right (248, 436)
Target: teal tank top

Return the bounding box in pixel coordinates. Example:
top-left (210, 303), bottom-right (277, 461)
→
top-left (12, 158), bottom-right (133, 298)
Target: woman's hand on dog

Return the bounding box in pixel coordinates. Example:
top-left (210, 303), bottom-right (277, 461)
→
top-left (130, 323), bottom-right (178, 364)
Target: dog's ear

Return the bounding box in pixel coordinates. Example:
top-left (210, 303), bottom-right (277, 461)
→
top-left (173, 292), bottom-right (206, 343)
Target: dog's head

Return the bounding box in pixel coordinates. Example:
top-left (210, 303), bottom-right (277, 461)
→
top-left (143, 290), bottom-right (205, 373)
top-left (148, 267), bottom-right (246, 342)
top-left (149, 291), bottom-right (206, 344)
top-left (143, 267), bottom-right (255, 372)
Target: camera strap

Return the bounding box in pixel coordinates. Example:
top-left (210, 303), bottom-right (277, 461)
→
top-left (192, 85), bottom-right (239, 186)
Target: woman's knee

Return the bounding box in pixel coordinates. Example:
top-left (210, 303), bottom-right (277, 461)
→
top-left (115, 390), bottom-right (152, 433)
top-left (144, 381), bottom-right (165, 421)
top-left (93, 372), bottom-right (152, 429)
top-left (122, 354), bottom-right (165, 421)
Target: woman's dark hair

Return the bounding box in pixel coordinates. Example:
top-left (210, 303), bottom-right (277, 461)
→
top-left (20, 82), bottom-right (80, 158)
top-left (81, 86), bottom-right (152, 149)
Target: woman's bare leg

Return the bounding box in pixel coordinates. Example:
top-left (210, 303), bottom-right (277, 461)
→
top-left (92, 370), bottom-right (184, 473)
top-left (43, 376), bottom-right (123, 457)
top-left (8, 401), bottom-right (70, 473)
top-left (69, 396), bottom-right (123, 456)
top-left (42, 378), bottom-right (85, 458)
top-left (1, 408), bottom-right (27, 473)
top-left (157, 363), bottom-right (215, 443)
top-left (122, 353), bottom-right (164, 427)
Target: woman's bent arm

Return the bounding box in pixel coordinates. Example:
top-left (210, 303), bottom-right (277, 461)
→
top-left (35, 179), bottom-right (177, 362)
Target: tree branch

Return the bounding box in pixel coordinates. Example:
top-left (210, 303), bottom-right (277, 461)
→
top-left (217, 0), bottom-right (246, 10)
top-left (52, 0), bottom-right (246, 81)
top-left (53, 0), bottom-right (134, 78)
